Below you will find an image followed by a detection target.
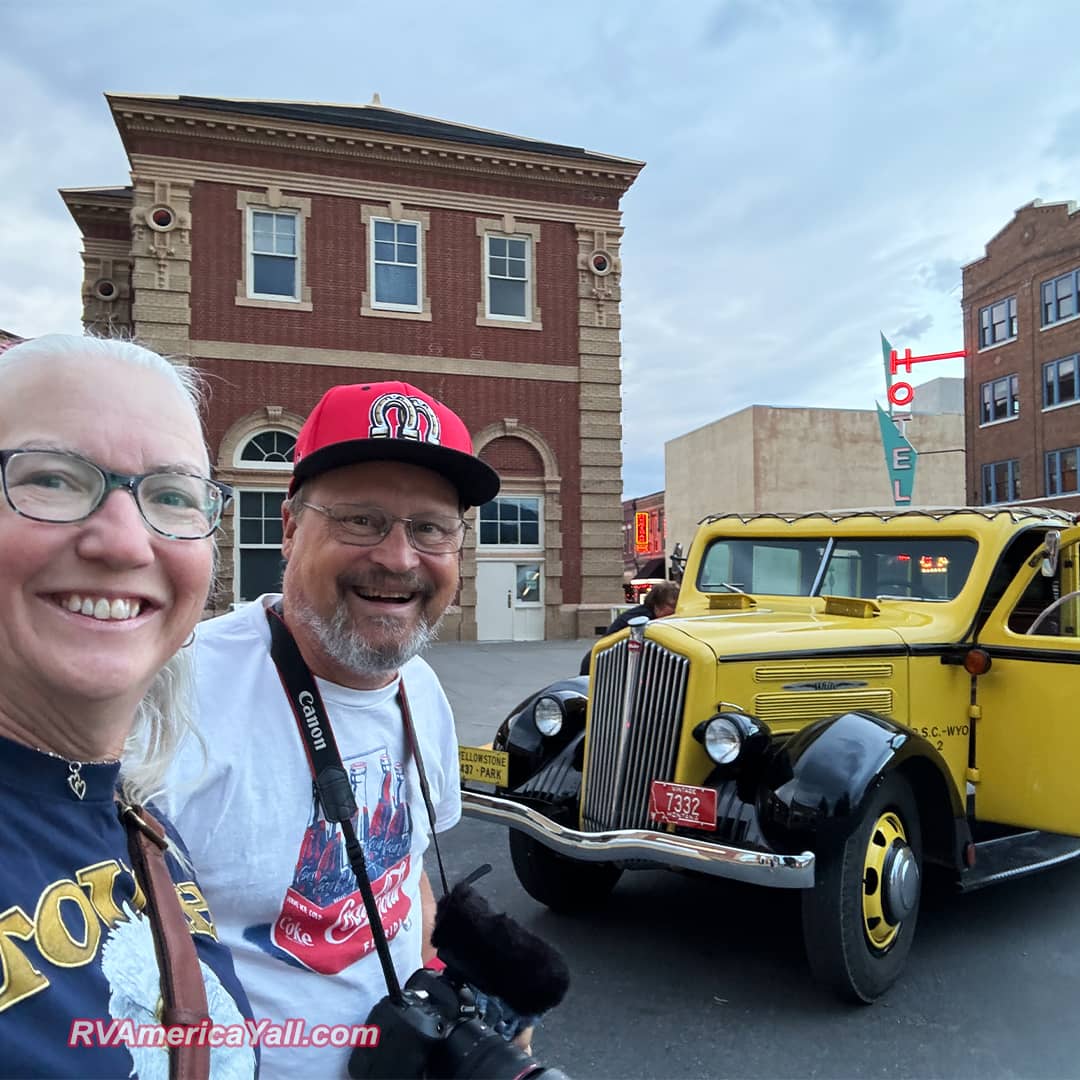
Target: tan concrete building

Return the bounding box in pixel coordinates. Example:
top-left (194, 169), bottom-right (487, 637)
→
top-left (664, 398), bottom-right (966, 555)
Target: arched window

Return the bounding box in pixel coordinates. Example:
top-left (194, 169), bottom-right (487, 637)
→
top-left (237, 429), bottom-right (296, 468)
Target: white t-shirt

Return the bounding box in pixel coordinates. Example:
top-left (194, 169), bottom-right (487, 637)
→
top-left (162, 594), bottom-right (461, 1079)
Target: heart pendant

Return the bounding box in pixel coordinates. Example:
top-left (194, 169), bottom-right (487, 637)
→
top-left (68, 769), bottom-right (87, 801)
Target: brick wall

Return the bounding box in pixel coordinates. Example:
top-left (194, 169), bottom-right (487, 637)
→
top-left (962, 202), bottom-right (1080, 505)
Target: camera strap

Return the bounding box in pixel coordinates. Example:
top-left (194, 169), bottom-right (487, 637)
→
top-left (265, 603), bottom-right (449, 999)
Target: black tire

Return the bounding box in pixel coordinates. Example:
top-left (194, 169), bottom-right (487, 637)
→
top-left (801, 772), bottom-right (922, 1004)
top-left (508, 829), bottom-right (622, 913)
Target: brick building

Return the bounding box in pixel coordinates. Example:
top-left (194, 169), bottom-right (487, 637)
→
top-left (962, 199), bottom-right (1080, 513)
top-left (60, 94), bottom-right (643, 639)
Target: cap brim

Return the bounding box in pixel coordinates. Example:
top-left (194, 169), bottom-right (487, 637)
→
top-left (290, 439), bottom-right (501, 507)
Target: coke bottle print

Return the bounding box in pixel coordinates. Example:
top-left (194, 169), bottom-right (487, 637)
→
top-left (292, 790), bottom-right (326, 898)
top-left (350, 760), bottom-right (370, 847)
top-left (386, 763), bottom-right (412, 863)
top-left (368, 752), bottom-right (394, 873)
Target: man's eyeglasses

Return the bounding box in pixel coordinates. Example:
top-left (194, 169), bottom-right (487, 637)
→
top-left (301, 502), bottom-right (468, 554)
top-left (0, 449), bottom-right (233, 540)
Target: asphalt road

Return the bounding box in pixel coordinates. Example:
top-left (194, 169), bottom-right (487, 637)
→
top-left (422, 639), bottom-right (1080, 1080)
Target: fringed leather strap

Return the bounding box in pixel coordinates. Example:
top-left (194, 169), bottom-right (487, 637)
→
top-left (122, 803), bottom-right (211, 1080)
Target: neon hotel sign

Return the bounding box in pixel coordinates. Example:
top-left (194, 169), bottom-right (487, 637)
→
top-left (876, 336), bottom-right (965, 505)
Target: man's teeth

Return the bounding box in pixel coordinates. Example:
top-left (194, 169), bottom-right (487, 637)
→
top-left (62, 596), bottom-right (142, 621)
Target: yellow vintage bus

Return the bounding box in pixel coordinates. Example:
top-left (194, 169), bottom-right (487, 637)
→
top-left (461, 507), bottom-right (1080, 1002)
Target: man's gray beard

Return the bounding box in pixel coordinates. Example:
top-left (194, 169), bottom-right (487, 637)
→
top-left (289, 597), bottom-right (441, 679)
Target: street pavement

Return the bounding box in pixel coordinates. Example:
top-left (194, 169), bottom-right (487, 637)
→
top-left (419, 638), bottom-right (1080, 1080)
top-left (425, 636), bottom-right (592, 746)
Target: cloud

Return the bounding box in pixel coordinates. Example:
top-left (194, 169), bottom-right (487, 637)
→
top-left (894, 314), bottom-right (934, 341)
top-left (917, 258), bottom-right (962, 295)
top-left (4, 0), bottom-right (1080, 503)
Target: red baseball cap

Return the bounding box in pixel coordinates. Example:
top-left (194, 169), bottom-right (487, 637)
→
top-left (290, 381), bottom-right (500, 507)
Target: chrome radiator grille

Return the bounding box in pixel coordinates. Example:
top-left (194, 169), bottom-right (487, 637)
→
top-left (582, 637), bottom-right (690, 831)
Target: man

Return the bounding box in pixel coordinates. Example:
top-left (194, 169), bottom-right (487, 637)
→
top-left (579, 580), bottom-right (680, 675)
top-left (163, 381), bottom-right (500, 1078)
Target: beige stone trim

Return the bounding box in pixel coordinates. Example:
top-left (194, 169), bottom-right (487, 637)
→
top-left (575, 224), bottom-right (626, 607)
top-left (235, 188), bottom-right (313, 310)
top-left (190, 339), bottom-right (579, 383)
top-left (132, 156), bottom-right (625, 231)
top-left (470, 422), bottom-right (564, 636)
top-left (215, 407), bottom-right (306, 473)
top-left (359, 203), bottom-right (432, 321)
top-left (79, 244), bottom-right (133, 335)
top-left (130, 176), bottom-right (193, 356)
top-left (474, 216), bottom-right (542, 330)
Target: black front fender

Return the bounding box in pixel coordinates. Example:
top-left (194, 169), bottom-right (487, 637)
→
top-left (757, 710), bottom-right (965, 858)
top-left (493, 676), bottom-right (588, 796)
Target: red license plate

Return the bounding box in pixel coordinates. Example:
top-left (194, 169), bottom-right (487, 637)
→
top-left (648, 781), bottom-right (717, 831)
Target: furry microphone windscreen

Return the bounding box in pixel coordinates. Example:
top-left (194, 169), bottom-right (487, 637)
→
top-left (431, 882), bottom-right (571, 1016)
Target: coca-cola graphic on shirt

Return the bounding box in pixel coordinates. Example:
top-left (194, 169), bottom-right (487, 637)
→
top-left (270, 747), bottom-right (414, 974)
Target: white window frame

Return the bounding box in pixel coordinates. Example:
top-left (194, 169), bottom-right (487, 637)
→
top-left (360, 204), bottom-right (432, 322)
top-left (234, 429), bottom-right (297, 471)
top-left (235, 189), bottom-right (312, 311)
top-left (485, 234), bottom-right (531, 321)
top-left (369, 216), bottom-right (423, 312)
top-left (234, 488), bottom-right (288, 603)
top-left (477, 495), bottom-right (544, 550)
top-left (248, 209), bottom-right (299, 301)
top-left (475, 216), bottom-right (542, 330)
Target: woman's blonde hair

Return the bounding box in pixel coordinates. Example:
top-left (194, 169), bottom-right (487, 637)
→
top-left (0, 333), bottom-right (211, 805)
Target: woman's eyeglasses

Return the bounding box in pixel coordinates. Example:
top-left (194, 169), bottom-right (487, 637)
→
top-left (0, 448), bottom-right (232, 540)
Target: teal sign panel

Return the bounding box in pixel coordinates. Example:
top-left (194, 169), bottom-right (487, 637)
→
top-left (876, 402), bottom-right (917, 505)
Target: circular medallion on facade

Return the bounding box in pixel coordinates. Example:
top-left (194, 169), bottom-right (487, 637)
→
top-left (93, 279), bottom-right (117, 301)
top-left (589, 250), bottom-right (614, 276)
top-left (147, 205), bottom-right (177, 231)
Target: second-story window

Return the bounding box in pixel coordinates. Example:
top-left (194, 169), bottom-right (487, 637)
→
top-left (981, 460), bottom-right (1020, 504)
top-left (1041, 268), bottom-right (1079, 327)
top-left (371, 218), bottom-right (421, 310)
top-left (978, 296), bottom-right (1017, 349)
top-left (1046, 447), bottom-right (1080, 497)
top-left (485, 235), bottom-right (530, 320)
top-left (980, 374), bottom-right (1020, 424)
top-left (1043, 354), bottom-right (1079, 409)
top-left (250, 210), bottom-right (299, 300)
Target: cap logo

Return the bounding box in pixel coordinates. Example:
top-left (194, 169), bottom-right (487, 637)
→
top-left (369, 392), bottom-right (442, 444)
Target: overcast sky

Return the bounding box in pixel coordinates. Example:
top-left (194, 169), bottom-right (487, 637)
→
top-left (3, 0), bottom-right (1079, 497)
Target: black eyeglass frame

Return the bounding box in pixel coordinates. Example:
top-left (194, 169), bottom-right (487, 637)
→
top-left (0, 448), bottom-right (234, 540)
top-left (300, 501), bottom-right (470, 554)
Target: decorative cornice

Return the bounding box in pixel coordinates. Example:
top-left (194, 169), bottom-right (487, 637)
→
top-left (109, 98), bottom-right (641, 195)
top-left (131, 155), bottom-right (625, 230)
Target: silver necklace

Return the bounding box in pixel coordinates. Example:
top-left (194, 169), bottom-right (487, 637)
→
top-left (32, 745), bottom-right (121, 801)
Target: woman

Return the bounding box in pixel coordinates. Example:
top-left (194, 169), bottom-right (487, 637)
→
top-left (0, 335), bottom-right (255, 1078)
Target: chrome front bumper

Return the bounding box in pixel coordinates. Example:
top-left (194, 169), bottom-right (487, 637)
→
top-left (462, 790), bottom-right (815, 889)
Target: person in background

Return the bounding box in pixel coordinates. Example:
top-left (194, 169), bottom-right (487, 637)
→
top-left (162, 380), bottom-right (503, 1079)
top-left (580, 579), bottom-right (681, 675)
top-left (0, 334), bottom-right (254, 1079)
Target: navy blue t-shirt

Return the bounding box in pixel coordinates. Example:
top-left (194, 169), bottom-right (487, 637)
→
top-left (0, 735), bottom-right (256, 1079)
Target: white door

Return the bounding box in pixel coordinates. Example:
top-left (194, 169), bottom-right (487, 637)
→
top-left (476, 560), bottom-right (544, 641)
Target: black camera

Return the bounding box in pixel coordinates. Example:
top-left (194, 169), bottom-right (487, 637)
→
top-left (349, 881), bottom-right (570, 1080)
top-left (350, 967), bottom-right (567, 1080)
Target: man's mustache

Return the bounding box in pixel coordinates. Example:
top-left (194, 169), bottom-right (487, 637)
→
top-left (338, 571), bottom-right (435, 599)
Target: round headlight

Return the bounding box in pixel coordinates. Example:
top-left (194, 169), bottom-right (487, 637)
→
top-left (534, 696), bottom-right (564, 736)
top-left (704, 717), bottom-right (742, 764)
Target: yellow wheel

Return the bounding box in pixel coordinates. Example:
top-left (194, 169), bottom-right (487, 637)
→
top-left (861, 809), bottom-right (910, 951)
top-left (802, 773), bottom-right (922, 1003)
